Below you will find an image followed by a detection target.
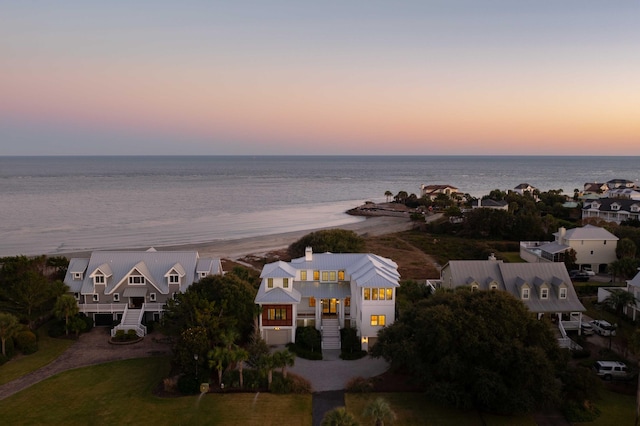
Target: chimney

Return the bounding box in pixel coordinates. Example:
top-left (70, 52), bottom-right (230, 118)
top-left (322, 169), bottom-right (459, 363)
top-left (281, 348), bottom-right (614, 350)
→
top-left (305, 246), bottom-right (313, 261)
top-left (488, 253), bottom-right (496, 261)
top-left (559, 227), bottom-right (566, 244)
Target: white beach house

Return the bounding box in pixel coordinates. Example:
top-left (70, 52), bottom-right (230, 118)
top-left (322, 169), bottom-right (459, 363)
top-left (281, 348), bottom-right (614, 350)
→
top-left (254, 247), bottom-right (400, 351)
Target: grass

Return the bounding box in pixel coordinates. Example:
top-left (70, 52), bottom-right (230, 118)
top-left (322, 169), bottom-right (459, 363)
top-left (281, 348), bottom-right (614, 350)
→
top-left (0, 322), bottom-right (75, 386)
top-left (501, 252), bottom-right (525, 263)
top-left (577, 388), bottom-right (637, 425)
top-left (0, 357), bottom-right (312, 426)
top-left (345, 393), bottom-right (536, 426)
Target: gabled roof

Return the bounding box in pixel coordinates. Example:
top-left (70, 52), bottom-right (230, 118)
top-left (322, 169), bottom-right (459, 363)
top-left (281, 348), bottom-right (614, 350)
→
top-left (584, 198), bottom-right (640, 212)
top-left (255, 286), bottom-right (302, 304)
top-left (515, 183), bottom-right (535, 189)
top-left (628, 271), bottom-right (640, 288)
top-left (260, 261), bottom-right (297, 278)
top-left (65, 250), bottom-right (219, 295)
top-left (558, 224), bottom-right (618, 241)
top-left (443, 260), bottom-right (584, 313)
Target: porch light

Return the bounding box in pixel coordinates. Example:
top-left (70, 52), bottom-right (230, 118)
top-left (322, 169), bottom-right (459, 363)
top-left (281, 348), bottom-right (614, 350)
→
top-left (362, 337), bottom-right (368, 344)
top-left (274, 327), bottom-right (280, 330)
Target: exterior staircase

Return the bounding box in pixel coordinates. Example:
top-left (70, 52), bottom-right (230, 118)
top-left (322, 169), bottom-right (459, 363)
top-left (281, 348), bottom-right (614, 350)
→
top-left (321, 318), bottom-right (341, 350)
top-left (111, 305), bottom-right (147, 337)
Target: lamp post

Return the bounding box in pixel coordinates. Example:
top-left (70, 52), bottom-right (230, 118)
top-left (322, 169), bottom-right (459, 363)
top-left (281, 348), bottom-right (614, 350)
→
top-left (194, 353), bottom-right (199, 379)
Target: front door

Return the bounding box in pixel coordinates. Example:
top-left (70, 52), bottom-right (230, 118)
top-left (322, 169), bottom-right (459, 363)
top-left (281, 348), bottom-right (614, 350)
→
top-left (322, 298), bottom-right (337, 316)
top-left (131, 297), bottom-right (144, 308)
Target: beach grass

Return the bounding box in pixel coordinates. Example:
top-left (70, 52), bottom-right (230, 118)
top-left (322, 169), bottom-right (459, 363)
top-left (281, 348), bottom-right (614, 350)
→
top-left (0, 357), bottom-right (311, 426)
top-left (0, 322), bottom-right (75, 386)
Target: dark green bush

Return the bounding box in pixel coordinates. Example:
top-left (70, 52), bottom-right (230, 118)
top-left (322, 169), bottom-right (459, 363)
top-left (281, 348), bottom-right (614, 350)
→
top-left (345, 376), bottom-right (374, 393)
top-left (79, 313), bottom-right (94, 331)
top-left (340, 327), bottom-right (361, 354)
top-left (14, 330), bottom-right (38, 354)
top-left (562, 401), bottom-right (600, 423)
top-left (177, 374), bottom-right (201, 395)
top-left (114, 329), bottom-right (125, 340)
top-left (48, 320), bottom-right (67, 338)
top-left (294, 326), bottom-right (321, 352)
top-left (270, 373), bottom-right (312, 394)
top-left (126, 329), bottom-right (138, 340)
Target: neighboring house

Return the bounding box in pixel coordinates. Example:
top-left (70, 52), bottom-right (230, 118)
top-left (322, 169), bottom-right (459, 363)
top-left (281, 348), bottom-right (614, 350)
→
top-left (471, 199), bottom-right (509, 210)
top-left (420, 184), bottom-right (459, 200)
top-left (520, 225), bottom-right (618, 273)
top-left (607, 188), bottom-right (640, 200)
top-left (254, 247), bottom-right (400, 351)
top-left (64, 248), bottom-right (223, 336)
top-left (513, 183), bottom-right (537, 196)
top-left (607, 179), bottom-right (636, 190)
top-left (582, 198), bottom-right (640, 225)
top-left (427, 259), bottom-right (586, 343)
top-left (622, 271), bottom-right (640, 320)
top-left (583, 182), bottom-right (609, 195)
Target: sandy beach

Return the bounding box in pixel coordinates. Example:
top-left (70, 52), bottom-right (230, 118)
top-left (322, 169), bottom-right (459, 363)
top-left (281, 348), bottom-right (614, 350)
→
top-left (59, 216), bottom-right (414, 260)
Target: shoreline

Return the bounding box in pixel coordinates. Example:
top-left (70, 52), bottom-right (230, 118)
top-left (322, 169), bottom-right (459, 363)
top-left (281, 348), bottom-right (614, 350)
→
top-left (57, 216), bottom-right (414, 260)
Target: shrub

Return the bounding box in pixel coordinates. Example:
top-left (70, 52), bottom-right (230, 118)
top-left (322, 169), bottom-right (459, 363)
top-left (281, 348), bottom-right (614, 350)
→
top-left (48, 320), bottom-right (67, 338)
top-left (287, 344), bottom-right (323, 360)
top-left (270, 373), bottom-right (312, 394)
top-left (177, 374), bottom-right (201, 395)
top-left (14, 330), bottom-right (38, 354)
top-left (247, 334), bottom-right (270, 368)
top-left (163, 376), bottom-right (178, 393)
top-left (345, 376), bottom-right (374, 393)
top-left (126, 329), bottom-right (138, 340)
top-left (78, 313), bottom-right (94, 331)
top-left (114, 329), bottom-right (125, 340)
top-left (295, 326), bottom-right (321, 352)
top-left (562, 401), bottom-right (601, 423)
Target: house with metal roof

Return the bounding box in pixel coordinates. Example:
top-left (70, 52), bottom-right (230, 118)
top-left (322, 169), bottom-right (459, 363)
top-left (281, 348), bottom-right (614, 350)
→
top-left (64, 248), bottom-right (223, 336)
top-left (583, 198), bottom-right (640, 225)
top-left (520, 225), bottom-right (618, 274)
top-left (428, 259), bottom-right (586, 346)
top-left (255, 247), bottom-right (400, 351)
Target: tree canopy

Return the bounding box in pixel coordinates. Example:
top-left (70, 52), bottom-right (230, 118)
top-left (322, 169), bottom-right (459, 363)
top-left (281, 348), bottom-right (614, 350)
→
top-left (371, 289), bottom-right (564, 414)
top-left (288, 229), bottom-right (365, 258)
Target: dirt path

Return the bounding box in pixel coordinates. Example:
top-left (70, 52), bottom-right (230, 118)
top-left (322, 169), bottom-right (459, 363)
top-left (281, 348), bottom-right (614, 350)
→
top-left (0, 327), bottom-right (171, 401)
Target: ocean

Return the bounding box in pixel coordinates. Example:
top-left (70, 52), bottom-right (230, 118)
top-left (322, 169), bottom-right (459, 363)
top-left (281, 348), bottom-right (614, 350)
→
top-left (1, 155), bottom-right (638, 257)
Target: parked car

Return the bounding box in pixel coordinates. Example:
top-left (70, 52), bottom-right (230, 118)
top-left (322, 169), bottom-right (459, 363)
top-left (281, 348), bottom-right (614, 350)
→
top-left (593, 361), bottom-right (631, 381)
top-left (589, 319), bottom-right (616, 336)
top-left (581, 267), bottom-right (596, 276)
top-left (569, 270), bottom-right (590, 282)
top-left (581, 322), bottom-right (594, 336)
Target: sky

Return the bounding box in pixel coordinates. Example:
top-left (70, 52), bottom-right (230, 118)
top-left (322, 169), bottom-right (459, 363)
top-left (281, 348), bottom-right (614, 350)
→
top-left (1, 1), bottom-right (639, 156)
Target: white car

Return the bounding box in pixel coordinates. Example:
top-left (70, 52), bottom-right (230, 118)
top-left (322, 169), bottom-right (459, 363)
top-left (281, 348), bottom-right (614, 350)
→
top-left (582, 267), bottom-right (596, 276)
top-left (590, 319), bottom-right (616, 336)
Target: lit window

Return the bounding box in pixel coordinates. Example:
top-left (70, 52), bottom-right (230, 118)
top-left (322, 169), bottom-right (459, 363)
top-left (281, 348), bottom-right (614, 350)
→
top-left (113, 293), bottom-right (120, 302)
top-left (309, 297), bottom-right (316, 307)
top-left (522, 288), bottom-right (530, 300)
top-left (92, 294), bottom-right (99, 302)
top-left (268, 308), bottom-right (287, 320)
top-left (321, 271), bottom-right (329, 281)
top-left (329, 271), bottom-right (336, 281)
top-left (313, 270), bottom-right (320, 280)
top-left (267, 278), bottom-right (273, 288)
top-left (379, 288), bottom-right (386, 300)
top-left (370, 315), bottom-right (386, 326)
top-left (559, 288), bottom-right (567, 299)
top-left (150, 293), bottom-right (156, 302)
top-left (283, 278), bottom-right (289, 288)
top-left (338, 270), bottom-right (345, 280)
top-left (385, 288), bottom-right (393, 300)
top-left (372, 288), bottom-right (378, 300)
top-left (541, 288), bottom-right (549, 300)
top-left (364, 288), bottom-right (370, 300)
top-left (300, 271), bottom-right (307, 281)
top-left (345, 297), bottom-right (350, 307)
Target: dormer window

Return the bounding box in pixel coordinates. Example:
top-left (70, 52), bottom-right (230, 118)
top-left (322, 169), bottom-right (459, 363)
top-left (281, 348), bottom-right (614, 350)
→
top-left (338, 270), bottom-right (345, 280)
top-left (73, 272), bottom-right (83, 280)
top-left (200, 272), bottom-right (207, 278)
top-left (612, 203), bottom-right (621, 211)
top-left (267, 278), bottom-right (273, 288)
top-left (283, 278), bottom-right (289, 288)
top-left (168, 274), bottom-right (179, 284)
top-left (632, 205), bottom-right (640, 212)
top-left (313, 270), bottom-right (320, 280)
top-left (559, 287), bottom-right (567, 299)
top-left (129, 275), bottom-right (145, 284)
top-left (522, 288), bottom-right (530, 300)
top-left (94, 275), bottom-right (105, 284)
top-left (300, 271), bottom-right (307, 281)
top-left (471, 284), bottom-right (478, 292)
top-left (541, 288), bottom-right (549, 300)
top-left (489, 283), bottom-right (498, 290)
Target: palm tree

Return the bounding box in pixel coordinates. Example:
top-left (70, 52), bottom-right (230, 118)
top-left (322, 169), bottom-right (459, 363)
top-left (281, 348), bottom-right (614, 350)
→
top-left (362, 397), bottom-right (396, 426)
top-left (321, 407), bottom-right (359, 426)
top-left (384, 191), bottom-right (392, 203)
top-left (604, 289), bottom-right (638, 317)
top-left (258, 353), bottom-right (277, 390)
top-left (54, 294), bottom-right (79, 336)
top-left (207, 346), bottom-right (229, 385)
top-left (229, 347), bottom-right (249, 388)
top-left (0, 312), bottom-right (21, 356)
top-left (274, 349), bottom-right (295, 378)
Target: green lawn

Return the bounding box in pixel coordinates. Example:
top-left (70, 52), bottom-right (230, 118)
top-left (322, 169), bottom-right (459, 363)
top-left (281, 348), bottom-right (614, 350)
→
top-left (345, 393), bottom-right (536, 426)
top-left (576, 388), bottom-right (637, 426)
top-left (0, 357), bottom-right (312, 426)
top-left (0, 323), bottom-right (75, 386)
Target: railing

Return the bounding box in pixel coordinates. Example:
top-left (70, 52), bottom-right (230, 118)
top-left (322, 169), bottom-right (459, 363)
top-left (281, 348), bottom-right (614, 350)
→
top-left (79, 303), bottom-right (127, 313)
top-left (110, 304), bottom-right (147, 337)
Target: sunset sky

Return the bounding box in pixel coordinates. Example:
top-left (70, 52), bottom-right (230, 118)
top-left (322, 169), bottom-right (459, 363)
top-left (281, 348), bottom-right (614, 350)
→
top-left (1, 1), bottom-right (638, 155)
